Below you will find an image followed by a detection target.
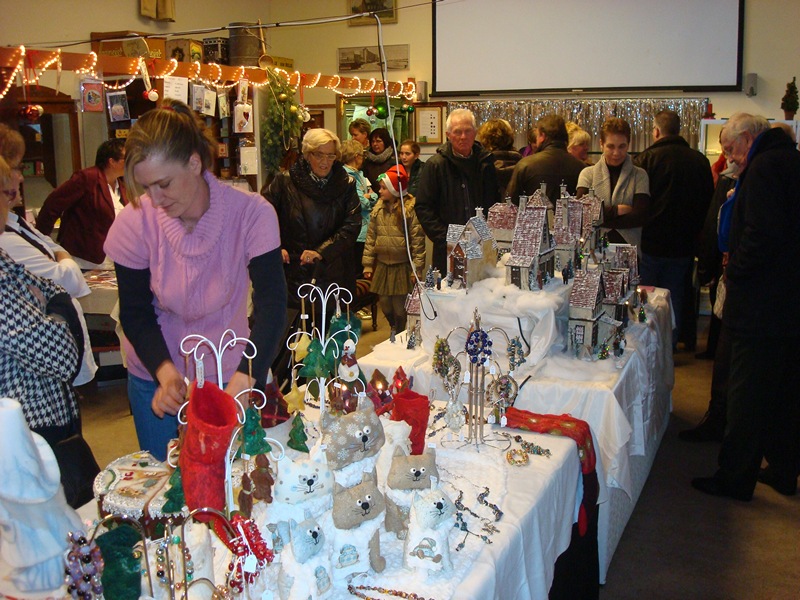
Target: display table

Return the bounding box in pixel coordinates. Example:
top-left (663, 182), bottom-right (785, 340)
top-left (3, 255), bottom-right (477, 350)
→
top-left (75, 270), bottom-right (125, 376)
top-left (77, 423), bottom-right (583, 600)
top-left (358, 285), bottom-right (674, 582)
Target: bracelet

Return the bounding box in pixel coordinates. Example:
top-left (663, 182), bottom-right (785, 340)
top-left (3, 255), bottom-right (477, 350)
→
top-left (513, 434), bottom-right (552, 458)
top-left (65, 531), bottom-right (104, 599)
top-left (348, 584), bottom-right (435, 600)
top-left (506, 448), bottom-right (529, 466)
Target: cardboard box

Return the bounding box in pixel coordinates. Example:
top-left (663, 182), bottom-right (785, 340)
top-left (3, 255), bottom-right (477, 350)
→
top-left (166, 39), bottom-right (203, 63)
top-left (91, 31), bottom-right (166, 61)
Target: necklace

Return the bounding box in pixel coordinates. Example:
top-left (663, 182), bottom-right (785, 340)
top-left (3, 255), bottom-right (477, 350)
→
top-left (347, 584), bottom-right (435, 600)
top-left (513, 434), bottom-right (552, 458)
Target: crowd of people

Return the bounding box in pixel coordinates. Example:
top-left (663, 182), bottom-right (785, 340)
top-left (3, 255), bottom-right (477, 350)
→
top-left (1, 99), bottom-right (797, 502)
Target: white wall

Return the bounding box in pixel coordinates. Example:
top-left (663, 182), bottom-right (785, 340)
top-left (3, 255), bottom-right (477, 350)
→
top-left (2, 0), bottom-right (798, 147)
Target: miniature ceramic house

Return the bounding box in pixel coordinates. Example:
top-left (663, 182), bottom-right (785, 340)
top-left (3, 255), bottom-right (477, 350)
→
top-left (553, 189), bottom-right (584, 274)
top-left (598, 313), bottom-right (623, 350)
top-left (580, 188), bottom-right (605, 256)
top-left (601, 267), bottom-right (633, 324)
top-left (610, 244), bottom-right (639, 285)
top-left (505, 191), bottom-right (555, 290)
top-left (568, 268), bottom-right (605, 355)
top-left (404, 283), bottom-right (422, 336)
top-left (486, 200), bottom-right (518, 256)
top-left (446, 207), bottom-right (498, 288)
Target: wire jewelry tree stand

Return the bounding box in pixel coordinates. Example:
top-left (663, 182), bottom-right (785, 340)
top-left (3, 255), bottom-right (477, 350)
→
top-left (434, 308), bottom-right (526, 451)
top-left (285, 281), bottom-right (362, 415)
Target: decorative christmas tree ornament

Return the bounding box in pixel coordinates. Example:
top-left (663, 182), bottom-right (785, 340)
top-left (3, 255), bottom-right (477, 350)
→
top-left (366, 106), bottom-right (375, 116)
top-left (375, 102), bottom-right (389, 119)
top-left (289, 104), bottom-right (298, 113)
top-left (638, 306), bottom-right (647, 323)
top-left (598, 343), bottom-right (610, 360)
top-left (18, 104), bottom-right (44, 122)
top-left (406, 104), bottom-right (415, 113)
top-left (236, 405), bottom-right (273, 459)
top-left (283, 369), bottom-right (307, 414)
top-left (147, 89), bottom-right (159, 102)
top-left (287, 413), bottom-right (310, 453)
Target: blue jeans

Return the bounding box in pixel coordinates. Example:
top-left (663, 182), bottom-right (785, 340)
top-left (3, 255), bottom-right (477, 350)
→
top-left (639, 253), bottom-right (693, 348)
top-left (128, 374), bottom-right (178, 462)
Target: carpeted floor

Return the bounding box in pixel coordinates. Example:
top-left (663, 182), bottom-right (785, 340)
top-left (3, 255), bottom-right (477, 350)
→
top-left (77, 314), bottom-right (800, 599)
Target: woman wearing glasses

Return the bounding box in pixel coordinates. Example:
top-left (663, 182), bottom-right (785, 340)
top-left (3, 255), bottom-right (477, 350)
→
top-left (104, 99), bottom-right (287, 461)
top-left (263, 128), bottom-right (361, 308)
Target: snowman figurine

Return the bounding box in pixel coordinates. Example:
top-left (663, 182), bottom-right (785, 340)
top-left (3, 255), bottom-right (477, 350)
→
top-left (338, 339), bottom-right (361, 383)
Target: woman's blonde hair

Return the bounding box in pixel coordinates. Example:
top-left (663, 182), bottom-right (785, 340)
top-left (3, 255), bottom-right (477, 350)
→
top-left (566, 122), bottom-right (591, 149)
top-left (0, 123), bottom-right (25, 165)
top-left (124, 98), bottom-right (217, 206)
top-left (301, 128), bottom-right (341, 159)
top-left (340, 139), bottom-right (365, 164)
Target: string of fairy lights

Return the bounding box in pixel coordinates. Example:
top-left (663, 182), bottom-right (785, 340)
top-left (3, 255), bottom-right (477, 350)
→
top-left (0, 44), bottom-right (417, 102)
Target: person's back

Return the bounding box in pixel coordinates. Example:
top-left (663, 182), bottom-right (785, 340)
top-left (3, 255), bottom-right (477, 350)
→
top-left (635, 130), bottom-right (713, 257)
top-left (506, 114), bottom-right (586, 204)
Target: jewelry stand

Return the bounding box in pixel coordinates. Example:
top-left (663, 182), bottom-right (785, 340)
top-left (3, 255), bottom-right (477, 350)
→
top-left (437, 309), bottom-right (524, 451)
top-left (285, 281), bottom-right (359, 415)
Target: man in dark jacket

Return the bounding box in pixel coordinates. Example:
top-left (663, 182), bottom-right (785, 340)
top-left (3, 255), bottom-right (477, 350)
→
top-left (415, 108), bottom-right (500, 273)
top-left (505, 114), bottom-right (586, 205)
top-left (692, 113), bottom-right (800, 500)
top-left (634, 110), bottom-right (714, 348)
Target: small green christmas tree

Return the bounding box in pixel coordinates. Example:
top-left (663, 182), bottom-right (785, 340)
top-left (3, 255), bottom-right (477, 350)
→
top-left (781, 76), bottom-right (799, 114)
top-left (298, 338), bottom-right (334, 379)
top-left (287, 413), bottom-right (309, 453)
top-left (236, 406), bottom-right (272, 459)
top-left (598, 343), bottom-right (609, 360)
top-left (638, 306), bottom-right (647, 323)
top-left (162, 467), bottom-right (186, 513)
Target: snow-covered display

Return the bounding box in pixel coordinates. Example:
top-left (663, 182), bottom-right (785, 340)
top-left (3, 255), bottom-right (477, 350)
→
top-left (505, 190), bottom-right (555, 291)
top-left (446, 207), bottom-right (498, 289)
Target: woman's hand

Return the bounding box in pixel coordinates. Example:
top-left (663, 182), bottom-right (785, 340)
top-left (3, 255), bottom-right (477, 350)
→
top-left (300, 250), bottom-right (322, 265)
top-left (281, 249), bottom-right (290, 264)
top-left (224, 371), bottom-right (256, 400)
top-left (363, 270), bottom-right (373, 280)
top-left (153, 361), bottom-right (187, 418)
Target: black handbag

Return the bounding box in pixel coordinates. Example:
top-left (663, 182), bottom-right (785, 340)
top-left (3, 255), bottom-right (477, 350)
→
top-left (52, 431), bottom-right (101, 509)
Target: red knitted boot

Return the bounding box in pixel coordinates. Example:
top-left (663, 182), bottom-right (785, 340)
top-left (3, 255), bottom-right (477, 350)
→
top-left (179, 381), bottom-right (239, 515)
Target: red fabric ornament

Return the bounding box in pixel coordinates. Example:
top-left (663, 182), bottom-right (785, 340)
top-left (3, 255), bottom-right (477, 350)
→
top-left (505, 407), bottom-right (598, 536)
top-left (390, 388), bottom-right (430, 455)
top-left (179, 381), bottom-right (239, 519)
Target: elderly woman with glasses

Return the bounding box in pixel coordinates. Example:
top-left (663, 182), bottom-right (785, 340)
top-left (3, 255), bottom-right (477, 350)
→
top-left (263, 128), bottom-right (361, 307)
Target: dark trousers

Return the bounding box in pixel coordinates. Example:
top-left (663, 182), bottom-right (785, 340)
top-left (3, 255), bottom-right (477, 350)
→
top-left (708, 325), bottom-right (731, 421)
top-left (717, 334), bottom-right (800, 493)
top-left (639, 253), bottom-right (693, 347)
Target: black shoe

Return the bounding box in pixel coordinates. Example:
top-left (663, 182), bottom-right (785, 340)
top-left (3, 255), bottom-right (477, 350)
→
top-left (694, 351), bottom-right (715, 360)
top-left (758, 467), bottom-right (797, 496)
top-left (679, 412), bottom-right (725, 442)
top-left (691, 476), bottom-right (753, 501)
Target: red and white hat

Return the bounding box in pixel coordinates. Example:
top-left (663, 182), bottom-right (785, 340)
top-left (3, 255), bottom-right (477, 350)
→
top-left (378, 164), bottom-right (409, 197)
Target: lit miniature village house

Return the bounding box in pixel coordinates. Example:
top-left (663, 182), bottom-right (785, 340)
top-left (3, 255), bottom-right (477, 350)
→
top-left (486, 199), bottom-right (518, 256)
top-left (568, 268), bottom-right (605, 357)
top-left (553, 183), bottom-right (583, 275)
top-left (446, 207), bottom-right (498, 288)
top-left (505, 189), bottom-right (554, 290)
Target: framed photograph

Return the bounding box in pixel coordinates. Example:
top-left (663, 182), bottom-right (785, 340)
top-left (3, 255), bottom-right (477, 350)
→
top-left (106, 90), bottom-right (131, 122)
top-left (348, 0), bottom-right (397, 26)
top-left (80, 79), bottom-right (104, 113)
top-left (415, 105), bottom-right (444, 144)
top-left (338, 44), bottom-right (409, 73)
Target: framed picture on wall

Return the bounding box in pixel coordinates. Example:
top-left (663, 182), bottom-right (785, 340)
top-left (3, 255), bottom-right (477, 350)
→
top-left (348, 0), bottom-right (398, 26)
top-left (415, 105), bottom-right (444, 144)
top-left (337, 44), bottom-right (409, 72)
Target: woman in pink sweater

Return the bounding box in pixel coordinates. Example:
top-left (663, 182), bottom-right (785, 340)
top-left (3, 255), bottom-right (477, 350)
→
top-left (104, 100), bottom-right (286, 461)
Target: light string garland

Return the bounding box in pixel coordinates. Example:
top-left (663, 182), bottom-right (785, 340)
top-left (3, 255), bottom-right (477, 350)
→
top-left (0, 45), bottom-right (415, 101)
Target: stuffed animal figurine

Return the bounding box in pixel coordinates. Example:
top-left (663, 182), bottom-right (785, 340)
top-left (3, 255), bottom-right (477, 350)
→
top-left (404, 477), bottom-right (455, 574)
top-left (384, 447), bottom-right (438, 539)
top-left (330, 469), bottom-right (386, 582)
top-left (255, 443), bottom-right (333, 553)
top-left (375, 419), bottom-right (412, 491)
top-left (321, 394), bottom-right (385, 487)
top-left (277, 511), bottom-right (333, 600)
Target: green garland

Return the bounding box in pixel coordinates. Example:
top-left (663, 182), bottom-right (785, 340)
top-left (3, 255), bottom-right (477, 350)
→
top-left (260, 68), bottom-right (303, 176)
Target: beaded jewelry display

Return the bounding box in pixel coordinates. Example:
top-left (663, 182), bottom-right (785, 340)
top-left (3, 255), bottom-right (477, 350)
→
top-left (488, 374), bottom-right (518, 409)
top-left (477, 487), bottom-right (504, 522)
top-left (465, 328), bottom-right (493, 365)
top-left (507, 336), bottom-right (526, 372)
top-left (432, 336), bottom-right (461, 390)
top-left (225, 514), bottom-right (273, 594)
top-left (452, 490), bottom-right (500, 537)
top-left (65, 531), bottom-right (104, 599)
top-left (155, 534), bottom-right (192, 586)
top-left (513, 434), bottom-right (553, 458)
top-left (348, 584), bottom-right (435, 600)
top-left (453, 510), bottom-right (494, 551)
top-left (506, 448), bottom-right (529, 466)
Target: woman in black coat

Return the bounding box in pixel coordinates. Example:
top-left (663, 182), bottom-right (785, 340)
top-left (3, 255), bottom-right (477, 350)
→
top-left (264, 128), bottom-right (361, 307)
top-left (362, 127), bottom-right (397, 192)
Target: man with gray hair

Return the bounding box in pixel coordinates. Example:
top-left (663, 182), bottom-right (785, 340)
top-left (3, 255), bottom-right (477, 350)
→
top-left (415, 108), bottom-right (500, 272)
top-left (692, 112), bottom-right (800, 500)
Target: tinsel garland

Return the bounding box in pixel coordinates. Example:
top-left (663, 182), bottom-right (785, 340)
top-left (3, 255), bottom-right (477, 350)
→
top-left (448, 98), bottom-right (708, 152)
